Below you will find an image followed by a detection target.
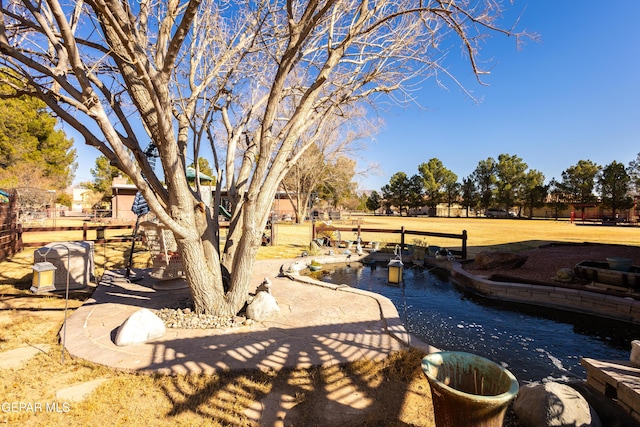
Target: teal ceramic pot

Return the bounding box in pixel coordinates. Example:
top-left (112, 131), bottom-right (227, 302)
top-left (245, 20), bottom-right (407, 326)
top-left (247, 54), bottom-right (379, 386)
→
top-left (421, 351), bottom-right (519, 427)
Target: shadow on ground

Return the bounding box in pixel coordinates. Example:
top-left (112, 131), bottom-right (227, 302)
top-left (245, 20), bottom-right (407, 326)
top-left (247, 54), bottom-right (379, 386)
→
top-left (153, 348), bottom-right (432, 426)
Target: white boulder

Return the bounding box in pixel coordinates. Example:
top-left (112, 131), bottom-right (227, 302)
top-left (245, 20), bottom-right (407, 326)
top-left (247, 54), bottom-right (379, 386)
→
top-left (115, 308), bottom-right (166, 346)
top-left (513, 381), bottom-right (602, 427)
top-left (246, 291), bottom-right (280, 321)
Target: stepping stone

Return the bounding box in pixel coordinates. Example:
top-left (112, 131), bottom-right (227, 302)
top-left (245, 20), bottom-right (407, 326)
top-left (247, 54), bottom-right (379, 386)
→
top-left (0, 344), bottom-right (51, 369)
top-left (56, 378), bottom-right (109, 402)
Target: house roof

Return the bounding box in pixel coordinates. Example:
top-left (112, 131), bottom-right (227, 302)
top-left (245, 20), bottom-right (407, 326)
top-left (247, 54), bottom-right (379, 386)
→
top-left (186, 167), bottom-right (214, 182)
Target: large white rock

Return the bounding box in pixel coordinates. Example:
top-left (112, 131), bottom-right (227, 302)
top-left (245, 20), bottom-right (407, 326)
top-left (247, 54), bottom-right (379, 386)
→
top-left (115, 308), bottom-right (166, 346)
top-left (513, 381), bottom-right (602, 427)
top-left (246, 291), bottom-right (280, 321)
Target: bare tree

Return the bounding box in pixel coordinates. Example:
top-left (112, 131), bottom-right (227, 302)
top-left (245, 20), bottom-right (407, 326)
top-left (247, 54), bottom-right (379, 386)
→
top-left (281, 144), bottom-right (325, 223)
top-left (14, 187), bottom-right (53, 209)
top-left (318, 156), bottom-right (358, 209)
top-left (281, 110), bottom-right (368, 223)
top-left (0, 0), bottom-right (526, 315)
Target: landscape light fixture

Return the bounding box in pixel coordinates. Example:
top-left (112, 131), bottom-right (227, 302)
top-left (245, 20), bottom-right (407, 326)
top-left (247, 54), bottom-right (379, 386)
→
top-left (387, 245), bottom-right (404, 284)
top-left (387, 258), bottom-right (404, 284)
top-left (31, 262), bottom-right (57, 294)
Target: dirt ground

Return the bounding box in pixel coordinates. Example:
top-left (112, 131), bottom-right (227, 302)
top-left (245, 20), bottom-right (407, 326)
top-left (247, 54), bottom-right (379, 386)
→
top-left (463, 242), bottom-right (640, 284)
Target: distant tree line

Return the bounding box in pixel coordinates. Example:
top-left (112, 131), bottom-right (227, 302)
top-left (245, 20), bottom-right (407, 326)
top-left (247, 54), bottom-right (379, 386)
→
top-left (366, 154), bottom-right (640, 219)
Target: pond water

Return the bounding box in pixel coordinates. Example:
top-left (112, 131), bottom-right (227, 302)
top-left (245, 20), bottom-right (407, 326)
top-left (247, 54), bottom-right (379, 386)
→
top-left (313, 262), bottom-right (640, 383)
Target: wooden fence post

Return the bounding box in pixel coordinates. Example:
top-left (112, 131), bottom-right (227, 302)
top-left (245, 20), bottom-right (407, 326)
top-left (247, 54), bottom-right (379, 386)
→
top-left (0, 189), bottom-right (21, 261)
top-left (15, 223), bottom-right (23, 254)
top-left (462, 230), bottom-right (468, 259)
top-left (270, 222), bottom-right (275, 246)
top-left (401, 226), bottom-right (405, 251)
top-left (83, 222), bottom-right (88, 241)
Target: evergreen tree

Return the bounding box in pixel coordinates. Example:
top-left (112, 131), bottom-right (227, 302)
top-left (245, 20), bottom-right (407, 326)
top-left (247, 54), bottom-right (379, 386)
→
top-left (597, 161), bottom-right (633, 217)
top-left (557, 160), bottom-right (600, 219)
top-left (443, 179), bottom-right (461, 217)
top-left (365, 190), bottom-right (382, 213)
top-left (0, 85), bottom-right (76, 191)
top-left (86, 155), bottom-right (124, 195)
top-left (548, 178), bottom-right (569, 220)
top-left (627, 153), bottom-right (640, 195)
top-left (460, 176), bottom-right (479, 217)
top-left (407, 175), bottom-right (425, 214)
top-left (418, 158), bottom-right (454, 209)
top-left (521, 169), bottom-right (547, 218)
top-left (495, 153), bottom-right (527, 210)
top-left (381, 172), bottom-right (411, 216)
top-left (472, 158), bottom-right (497, 210)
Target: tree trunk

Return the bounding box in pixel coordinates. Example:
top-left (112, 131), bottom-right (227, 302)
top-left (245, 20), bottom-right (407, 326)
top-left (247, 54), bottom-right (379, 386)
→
top-left (177, 236), bottom-right (225, 314)
top-left (221, 212), bottom-right (244, 278)
top-left (293, 193), bottom-right (311, 224)
top-left (167, 177), bottom-right (243, 316)
top-left (226, 199), bottom-right (264, 313)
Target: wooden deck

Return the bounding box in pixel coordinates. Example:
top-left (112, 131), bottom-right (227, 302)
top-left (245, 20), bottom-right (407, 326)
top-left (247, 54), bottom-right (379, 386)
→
top-left (582, 357), bottom-right (640, 422)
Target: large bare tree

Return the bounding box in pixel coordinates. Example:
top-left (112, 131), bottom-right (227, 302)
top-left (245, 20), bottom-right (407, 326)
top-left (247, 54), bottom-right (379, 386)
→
top-left (0, 0), bottom-right (526, 315)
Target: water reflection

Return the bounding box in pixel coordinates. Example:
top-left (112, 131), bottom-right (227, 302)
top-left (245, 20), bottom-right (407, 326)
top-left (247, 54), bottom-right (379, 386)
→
top-left (315, 262), bottom-right (640, 383)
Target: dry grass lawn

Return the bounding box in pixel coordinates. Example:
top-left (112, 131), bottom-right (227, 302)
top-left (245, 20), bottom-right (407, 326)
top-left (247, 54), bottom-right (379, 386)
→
top-left (1, 216), bottom-right (637, 425)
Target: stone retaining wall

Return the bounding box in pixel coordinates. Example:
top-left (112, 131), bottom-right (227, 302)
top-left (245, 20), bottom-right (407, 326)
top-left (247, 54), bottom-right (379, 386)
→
top-left (423, 258), bottom-right (640, 325)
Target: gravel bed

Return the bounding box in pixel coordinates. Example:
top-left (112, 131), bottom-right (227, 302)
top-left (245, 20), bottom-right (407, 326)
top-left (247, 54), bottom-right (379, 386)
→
top-left (154, 297), bottom-right (251, 329)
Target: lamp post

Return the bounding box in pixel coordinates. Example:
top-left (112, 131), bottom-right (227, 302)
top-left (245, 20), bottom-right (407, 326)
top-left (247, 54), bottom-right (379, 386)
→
top-left (33, 243), bottom-right (72, 363)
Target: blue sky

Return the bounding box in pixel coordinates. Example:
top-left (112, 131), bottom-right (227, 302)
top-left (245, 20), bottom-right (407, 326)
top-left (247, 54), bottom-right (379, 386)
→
top-left (72, 1), bottom-right (640, 191)
top-left (356, 1), bottom-right (640, 191)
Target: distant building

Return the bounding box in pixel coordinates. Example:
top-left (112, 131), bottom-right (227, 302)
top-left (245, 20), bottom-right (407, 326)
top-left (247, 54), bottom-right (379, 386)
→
top-left (71, 187), bottom-right (93, 213)
top-left (111, 176), bottom-right (138, 220)
top-left (110, 173), bottom-right (297, 221)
